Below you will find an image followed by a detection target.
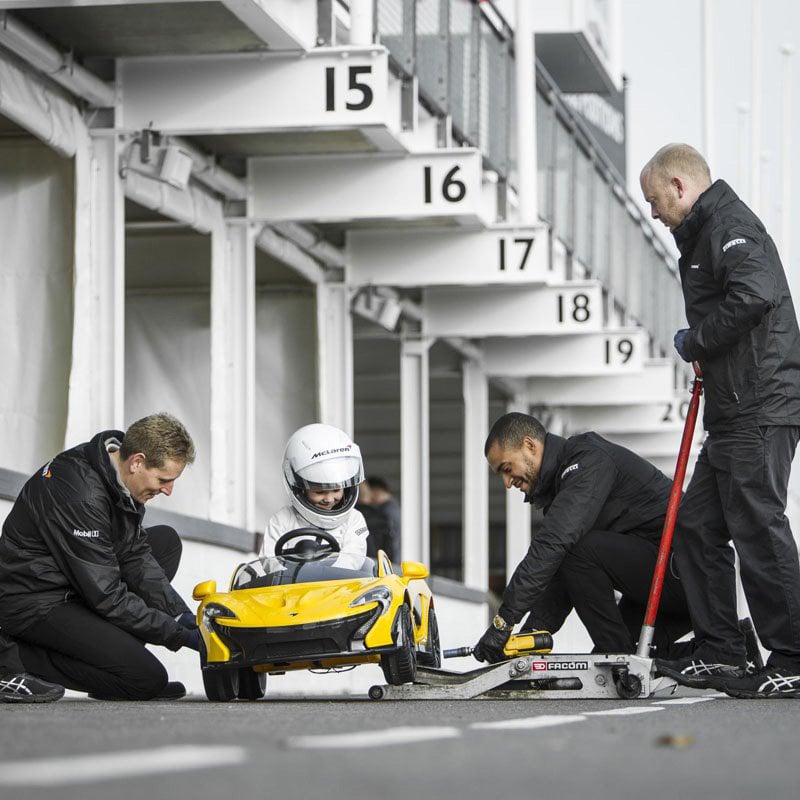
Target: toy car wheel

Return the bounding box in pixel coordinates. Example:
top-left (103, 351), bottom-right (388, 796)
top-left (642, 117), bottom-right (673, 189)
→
top-left (416, 607), bottom-right (442, 668)
top-left (380, 605), bottom-right (417, 685)
top-left (237, 668), bottom-right (266, 701)
top-left (203, 667), bottom-right (239, 702)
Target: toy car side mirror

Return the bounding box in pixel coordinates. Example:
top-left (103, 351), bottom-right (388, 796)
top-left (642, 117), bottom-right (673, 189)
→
top-left (401, 561), bottom-right (429, 580)
top-left (192, 580), bottom-right (217, 600)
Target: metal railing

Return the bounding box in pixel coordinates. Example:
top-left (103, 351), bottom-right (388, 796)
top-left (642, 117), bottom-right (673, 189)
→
top-left (370, 0), bottom-right (684, 357)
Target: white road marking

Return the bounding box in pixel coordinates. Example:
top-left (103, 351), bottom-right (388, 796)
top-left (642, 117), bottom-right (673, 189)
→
top-left (0, 745), bottom-right (247, 787)
top-left (287, 726), bottom-right (461, 750)
top-left (583, 707), bottom-right (662, 716)
top-left (655, 696), bottom-right (719, 705)
top-left (470, 715), bottom-right (587, 731)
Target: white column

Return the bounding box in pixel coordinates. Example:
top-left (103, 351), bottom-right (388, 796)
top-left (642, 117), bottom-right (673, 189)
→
top-left (780, 43), bottom-right (794, 265)
top-left (462, 359), bottom-right (489, 591)
top-left (515, 0), bottom-right (538, 224)
top-left (66, 132), bottom-right (125, 444)
top-left (316, 282), bottom-right (354, 434)
top-left (400, 337), bottom-right (431, 564)
top-left (349, 0), bottom-right (373, 45)
top-left (209, 220), bottom-right (256, 529)
top-left (504, 396), bottom-right (531, 583)
top-left (701, 0), bottom-right (714, 166)
top-left (750, 0), bottom-right (762, 214)
top-left (737, 102), bottom-right (750, 198)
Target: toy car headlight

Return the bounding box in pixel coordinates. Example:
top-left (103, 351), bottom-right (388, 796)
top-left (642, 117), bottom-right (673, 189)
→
top-left (349, 587), bottom-right (392, 649)
top-left (349, 586), bottom-right (392, 614)
top-left (202, 602), bottom-right (238, 630)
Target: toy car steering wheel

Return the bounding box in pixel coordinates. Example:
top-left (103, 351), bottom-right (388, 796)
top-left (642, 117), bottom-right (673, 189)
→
top-left (273, 527), bottom-right (342, 557)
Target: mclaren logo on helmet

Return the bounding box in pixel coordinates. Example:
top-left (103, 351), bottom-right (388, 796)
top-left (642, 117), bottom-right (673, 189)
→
top-left (311, 446), bottom-right (352, 459)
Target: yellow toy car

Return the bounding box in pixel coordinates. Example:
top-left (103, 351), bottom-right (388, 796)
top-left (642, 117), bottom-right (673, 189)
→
top-left (192, 528), bottom-right (440, 701)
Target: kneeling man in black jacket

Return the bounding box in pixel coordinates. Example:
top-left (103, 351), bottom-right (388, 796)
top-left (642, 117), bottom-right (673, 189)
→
top-left (475, 412), bottom-right (691, 663)
top-left (0, 412), bottom-right (200, 701)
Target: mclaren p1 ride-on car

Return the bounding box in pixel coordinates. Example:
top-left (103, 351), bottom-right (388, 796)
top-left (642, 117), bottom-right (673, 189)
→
top-left (192, 528), bottom-right (441, 701)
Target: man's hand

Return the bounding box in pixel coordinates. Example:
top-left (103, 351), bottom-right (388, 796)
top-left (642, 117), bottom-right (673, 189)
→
top-left (473, 625), bottom-right (511, 663)
top-left (673, 328), bottom-right (691, 361)
top-left (176, 611), bottom-right (198, 629)
top-left (182, 628), bottom-right (201, 652)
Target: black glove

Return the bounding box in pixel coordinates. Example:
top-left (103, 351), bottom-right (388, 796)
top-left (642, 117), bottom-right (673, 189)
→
top-left (473, 624), bottom-right (511, 663)
top-left (182, 627), bottom-right (202, 652)
top-left (673, 328), bottom-right (691, 362)
top-left (176, 611), bottom-right (198, 629)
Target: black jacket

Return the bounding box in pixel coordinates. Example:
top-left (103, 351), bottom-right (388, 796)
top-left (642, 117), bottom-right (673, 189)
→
top-left (498, 432), bottom-right (672, 625)
top-left (0, 431), bottom-right (192, 650)
top-left (673, 180), bottom-right (800, 431)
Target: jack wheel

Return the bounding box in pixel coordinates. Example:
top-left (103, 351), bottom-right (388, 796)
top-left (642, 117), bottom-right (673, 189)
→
top-left (613, 670), bottom-right (642, 699)
top-left (368, 685), bottom-right (387, 701)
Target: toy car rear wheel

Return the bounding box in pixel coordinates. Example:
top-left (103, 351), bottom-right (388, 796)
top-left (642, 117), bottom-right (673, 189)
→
top-left (380, 605), bottom-right (417, 685)
top-left (203, 667), bottom-right (239, 702)
top-left (416, 607), bottom-right (442, 668)
top-left (237, 668), bottom-right (266, 701)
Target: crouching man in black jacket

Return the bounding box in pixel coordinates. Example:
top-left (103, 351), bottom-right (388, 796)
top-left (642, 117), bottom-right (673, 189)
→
top-left (0, 413), bottom-right (201, 701)
top-left (474, 412), bottom-right (691, 663)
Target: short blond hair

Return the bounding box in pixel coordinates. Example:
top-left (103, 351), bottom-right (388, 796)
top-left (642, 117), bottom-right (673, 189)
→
top-left (120, 412), bottom-right (195, 467)
top-left (641, 143), bottom-right (712, 187)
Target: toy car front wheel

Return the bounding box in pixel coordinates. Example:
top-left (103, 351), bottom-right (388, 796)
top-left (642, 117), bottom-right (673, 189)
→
top-left (203, 667), bottom-right (239, 702)
top-left (237, 668), bottom-right (267, 701)
top-left (416, 607), bottom-right (442, 668)
top-left (381, 605), bottom-right (417, 685)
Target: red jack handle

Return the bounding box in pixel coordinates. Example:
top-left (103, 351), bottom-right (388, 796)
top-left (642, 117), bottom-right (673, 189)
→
top-left (636, 363), bottom-right (703, 658)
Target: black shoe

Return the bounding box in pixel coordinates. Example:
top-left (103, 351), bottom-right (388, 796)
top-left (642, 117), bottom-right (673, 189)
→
top-left (655, 656), bottom-right (745, 690)
top-left (722, 666), bottom-right (800, 698)
top-left (157, 681), bottom-right (187, 700)
top-left (739, 618), bottom-right (764, 674)
top-left (0, 673), bottom-right (65, 703)
top-left (88, 681), bottom-right (187, 701)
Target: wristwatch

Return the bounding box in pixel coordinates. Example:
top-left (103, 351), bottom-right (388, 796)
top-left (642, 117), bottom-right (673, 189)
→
top-left (492, 614), bottom-right (512, 632)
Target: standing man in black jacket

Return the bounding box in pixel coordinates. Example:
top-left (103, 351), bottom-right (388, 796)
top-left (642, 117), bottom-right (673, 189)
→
top-left (640, 143), bottom-right (800, 698)
top-left (473, 412), bottom-right (692, 662)
top-left (0, 412), bottom-right (201, 700)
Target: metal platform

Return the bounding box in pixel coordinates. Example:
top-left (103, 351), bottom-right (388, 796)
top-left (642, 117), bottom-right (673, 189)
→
top-left (369, 653), bottom-right (677, 701)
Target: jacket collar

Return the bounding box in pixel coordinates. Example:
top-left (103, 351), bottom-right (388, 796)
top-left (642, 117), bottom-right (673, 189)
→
top-left (525, 432), bottom-right (567, 508)
top-left (85, 430), bottom-right (143, 515)
top-left (673, 179), bottom-right (738, 252)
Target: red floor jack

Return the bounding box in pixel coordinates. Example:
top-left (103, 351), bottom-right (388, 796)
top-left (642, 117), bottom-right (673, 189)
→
top-left (636, 363), bottom-right (703, 659)
top-left (369, 367), bottom-right (705, 701)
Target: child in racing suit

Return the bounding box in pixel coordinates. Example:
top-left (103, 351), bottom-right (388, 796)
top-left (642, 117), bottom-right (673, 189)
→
top-left (260, 423), bottom-right (370, 558)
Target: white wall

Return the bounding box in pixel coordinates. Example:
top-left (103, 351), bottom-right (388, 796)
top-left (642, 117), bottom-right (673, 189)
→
top-left (123, 285), bottom-right (317, 529)
top-left (255, 289), bottom-right (318, 525)
top-left (0, 139), bottom-right (74, 472)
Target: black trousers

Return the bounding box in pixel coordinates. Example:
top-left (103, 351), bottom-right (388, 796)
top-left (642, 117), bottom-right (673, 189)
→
top-left (11, 525), bottom-right (184, 699)
top-left (675, 426), bottom-right (800, 670)
top-left (0, 633), bottom-right (25, 674)
top-left (533, 530), bottom-right (692, 657)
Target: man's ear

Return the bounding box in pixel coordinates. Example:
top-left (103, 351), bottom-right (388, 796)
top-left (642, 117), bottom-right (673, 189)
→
top-left (672, 176), bottom-right (686, 198)
top-left (127, 452), bottom-right (147, 472)
top-left (522, 435), bottom-right (539, 456)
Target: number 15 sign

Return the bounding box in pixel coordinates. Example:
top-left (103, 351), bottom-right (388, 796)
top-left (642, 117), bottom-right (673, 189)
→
top-left (118, 47), bottom-right (390, 134)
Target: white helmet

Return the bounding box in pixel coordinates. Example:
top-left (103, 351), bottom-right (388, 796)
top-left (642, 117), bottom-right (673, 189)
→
top-left (282, 423), bottom-right (364, 530)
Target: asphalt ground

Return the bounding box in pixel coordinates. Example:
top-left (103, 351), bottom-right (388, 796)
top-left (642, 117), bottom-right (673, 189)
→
top-left (1, 687), bottom-right (798, 800)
